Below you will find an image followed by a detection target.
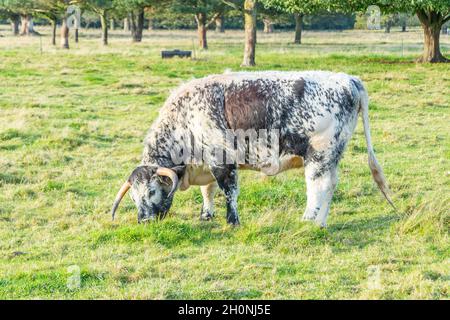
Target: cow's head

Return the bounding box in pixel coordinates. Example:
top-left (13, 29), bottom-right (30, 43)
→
top-left (111, 165), bottom-right (185, 223)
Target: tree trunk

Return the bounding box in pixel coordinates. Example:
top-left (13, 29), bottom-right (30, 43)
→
top-left (401, 22), bottom-right (406, 32)
top-left (420, 23), bottom-right (446, 62)
top-left (28, 17), bottom-right (35, 34)
top-left (100, 13), bottom-right (108, 45)
top-left (10, 15), bottom-right (20, 36)
top-left (20, 15), bottom-right (37, 36)
top-left (130, 9), bottom-right (144, 42)
top-left (385, 21), bottom-right (392, 33)
top-left (61, 18), bottom-right (70, 49)
top-left (416, 10), bottom-right (449, 63)
top-left (20, 15), bottom-right (29, 35)
top-left (294, 13), bottom-right (303, 44)
top-left (196, 13), bottom-right (208, 50)
top-left (123, 18), bottom-right (130, 31)
top-left (148, 18), bottom-right (154, 31)
top-left (51, 19), bottom-right (57, 45)
top-left (215, 14), bottom-right (225, 33)
top-left (110, 19), bottom-right (115, 30)
top-left (263, 18), bottom-right (274, 33)
top-left (242, 0), bottom-right (257, 67)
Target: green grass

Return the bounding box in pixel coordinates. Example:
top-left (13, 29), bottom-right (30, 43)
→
top-left (0, 27), bottom-right (449, 299)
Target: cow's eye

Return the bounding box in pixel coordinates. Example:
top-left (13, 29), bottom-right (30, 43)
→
top-left (149, 189), bottom-right (155, 196)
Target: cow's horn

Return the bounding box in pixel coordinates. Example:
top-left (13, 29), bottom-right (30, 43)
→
top-left (156, 167), bottom-right (178, 198)
top-left (111, 181), bottom-right (132, 220)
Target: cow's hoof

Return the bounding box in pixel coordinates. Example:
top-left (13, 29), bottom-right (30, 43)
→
top-left (227, 218), bottom-right (240, 227)
top-left (301, 215), bottom-right (316, 222)
top-left (200, 209), bottom-right (214, 221)
top-left (302, 217), bottom-right (327, 228)
top-left (318, 221), bottom-right (327, 228)
top-left (200, 215), bottom-right (213, 221)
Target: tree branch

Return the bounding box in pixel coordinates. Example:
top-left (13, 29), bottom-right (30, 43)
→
top-left (206, 12), bottom-right (221, 28)
top-left (221, 0), bottom-right (242, 13)
top-left (416, 9), bottom-right (429, 25)
top-left (443, 14), bottom-right (450, 24)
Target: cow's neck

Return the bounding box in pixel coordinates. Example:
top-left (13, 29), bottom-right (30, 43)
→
top-left (142, 116), bottom-right (189, 168)
top-left (141, 119), bottom-right (179, 168)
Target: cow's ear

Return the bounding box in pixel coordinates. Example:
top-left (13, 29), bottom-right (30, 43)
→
top-left (171, 165), bottom-right (186, 178)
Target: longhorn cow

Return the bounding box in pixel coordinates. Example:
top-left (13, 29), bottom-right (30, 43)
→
top-left (111, 71), bottom-right (393, 227)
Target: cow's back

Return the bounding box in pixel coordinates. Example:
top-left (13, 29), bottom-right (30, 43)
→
top-left (158, 71), bottom-right (361, 156)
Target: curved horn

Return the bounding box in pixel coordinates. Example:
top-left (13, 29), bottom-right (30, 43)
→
top-left (111, 181), bottom-right (132, 220)
top-left (156, 167), bottom-right (178, 198)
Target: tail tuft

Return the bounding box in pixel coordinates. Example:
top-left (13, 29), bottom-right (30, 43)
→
top-left (356, 79), bottom-right (396, 210)
top-left (368, 152), bottom-right (396, 209)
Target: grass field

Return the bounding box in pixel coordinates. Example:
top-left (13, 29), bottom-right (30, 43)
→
top-left (0, 26), bottom-right (449, 299)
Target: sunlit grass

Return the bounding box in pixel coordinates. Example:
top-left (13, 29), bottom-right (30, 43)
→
top-left (0, 26), bottom-right (448, 299)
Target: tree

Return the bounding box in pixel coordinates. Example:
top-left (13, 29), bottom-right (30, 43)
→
top-left (114, 0), bottom-right (163, 42)
top-left (261, 0), bottom-right (328, 45)
top-left (146, 4), bottom-right (197, 29)
top-left (60, 3), bottom-right (71, 48)
top-left (82, 10), bottom-right (99, 29)
top-left (293, 13), bottom-right (302, 43)
top-left (242, 0), bottom-right (257, 66)
top-left (34, 1), bottom-right (60, 45)
top-left (32, 1), bottom-right (82, 48)
top-left (114, 0), bottom-right (145, 42)
top-left (215, 11), bottom-right (225, 32)
top-left (382, 13), bottom-right (398, 33)
top-left (40, 1), bottom-right (81, 48)
top-left (86, 0), bottom-right (114, 45)
top-left (326, 0), bottom-right (450, 62)
top-left (223, 0), bottom-right (257, 66)
top-left (259, 3), bottom-right (286, 33)
top-left (398, 12), bottom-right (409, 32)
top-left (172, 0), bottom-right (224, 50)
top-left (145, 7), bottom-right (156, 30)
top-left (262, 16), bottom-right (273, 33)
top-left (130, 7), bottom-right (144, 42)
top-left (407, 1), bottom-right (449, 62)
top-left (362, 0), bottom-right (450, 62)
top-left (265, 0), bottom-right (450, 62)
top-left (1, 0), bottom-right (39, 36)
top-left (123, 17), bottom-right (130, 31)
top-left (0, 1), bottom-right (21, 35)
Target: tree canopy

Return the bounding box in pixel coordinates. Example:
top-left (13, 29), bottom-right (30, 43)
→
top-left (262, 0), bottom-right (450, 62)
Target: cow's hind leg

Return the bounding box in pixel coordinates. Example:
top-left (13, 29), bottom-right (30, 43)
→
top-left (209, 164), bottom-right (240, 226)
top-left (302, 162), bottom-right (338, 227)
top-left (302, 139), bottom-right (347, 227)
top-left (200, 182), bottom-right (218, 221)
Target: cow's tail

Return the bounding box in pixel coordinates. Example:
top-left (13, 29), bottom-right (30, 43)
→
top-left (357, 81), bottom-right (395, 209)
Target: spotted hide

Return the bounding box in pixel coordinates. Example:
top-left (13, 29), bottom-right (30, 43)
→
top-left (130, 71), bottom-right (393, 227)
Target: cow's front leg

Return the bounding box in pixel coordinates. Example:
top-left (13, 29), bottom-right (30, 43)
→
top-left (210, 164), bottom-right (240, 226)
top-left (200, 182), bottom-right (218, 221)
top-left (302, 161), bottom-right (338, 227)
